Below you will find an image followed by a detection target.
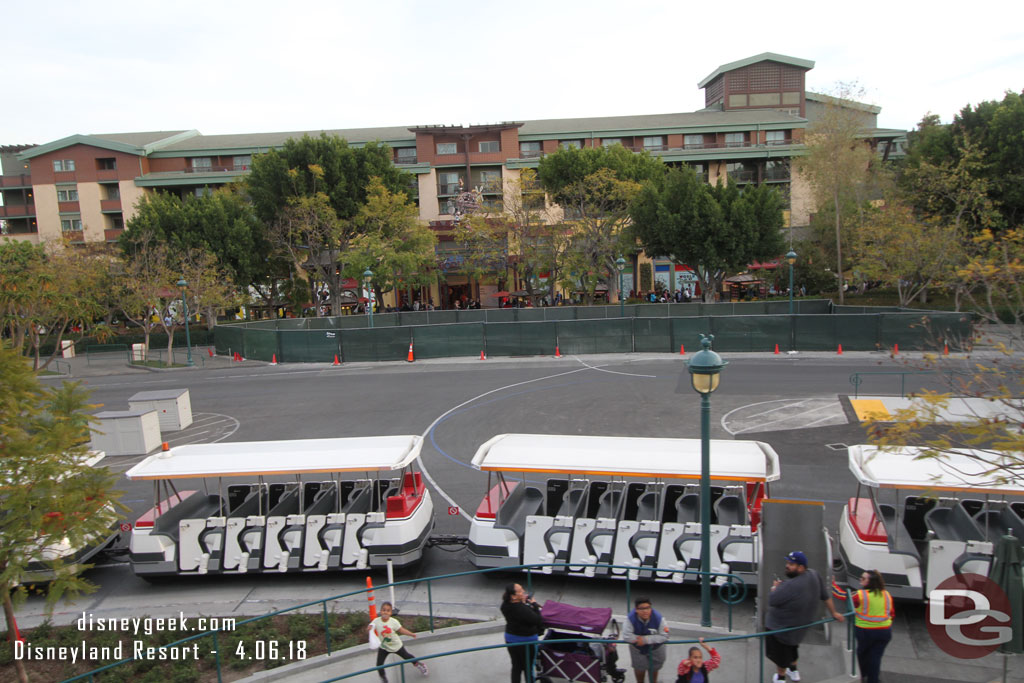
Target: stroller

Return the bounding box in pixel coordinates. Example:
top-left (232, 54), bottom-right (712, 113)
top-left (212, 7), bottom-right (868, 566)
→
top-left (534, 600), bottom-right (626, 683)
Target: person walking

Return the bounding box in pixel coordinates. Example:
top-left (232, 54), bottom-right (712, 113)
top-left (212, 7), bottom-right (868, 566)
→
top-left (765, 551), bottom-right (845, 683)
top-left (675, 637), bottom-right (720, 682)
top-left (852, 569), bottom-right (894, 683)
top-left (501, 583), bottom-right (544, 683)
top-left (622, 597), bottom-right (670, 683)
top-left (369, 602), bottom-right (428, 680)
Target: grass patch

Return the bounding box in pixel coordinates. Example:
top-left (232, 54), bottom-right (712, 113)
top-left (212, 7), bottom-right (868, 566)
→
top-left (1, 612), bottom-right (468, 682)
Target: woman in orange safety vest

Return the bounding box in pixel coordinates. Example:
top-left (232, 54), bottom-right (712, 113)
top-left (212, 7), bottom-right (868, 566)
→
top-left (852, 569), bottom-right (894, 683)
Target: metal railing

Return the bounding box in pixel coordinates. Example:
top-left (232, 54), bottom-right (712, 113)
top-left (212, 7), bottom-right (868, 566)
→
top-left (85, 343), bottom-right (130, 364)
top-left (849, 369), bottom-right (983, 398)
top-left (132, 347), bottom-right (206, 367)
top-left (63, 562), bottom-right (753, 682)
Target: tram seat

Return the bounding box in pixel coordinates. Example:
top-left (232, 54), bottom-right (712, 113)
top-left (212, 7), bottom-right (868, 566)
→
top-left (596, 490), bottom-right (623, 520)
top-left (960, 499), bottom-right (986, 518)
top-left (227, 485), bottom-right (255, 513)
top-left (342, 485), bottom-right (373, 514)
top-left (676, 494), bottom-right (700, 524)
top-left (229, 491), bottom-right (263, 519)
top-left (153, 493), bottom-right (222, 541)
top-left (877, 504), bottom-right (921, 560)
top-left (305, 487), bottom-right (338, 515)
top-left (636, 492), bottom-right (660, 522)
top-left (975, 507), bottom-right (1024, 543)
top-left (714, 495), bottom-right (747, 526)
top-left (925, 505), bottom-right (984, 542)
top-left (904, 496), bottom-right (938, 541)
top-left (558, 488), bottom-right (587, 517)
top-left (266, 488), bottom-right (300, 516)
top-left (495, 486), bottom-right (544, 539)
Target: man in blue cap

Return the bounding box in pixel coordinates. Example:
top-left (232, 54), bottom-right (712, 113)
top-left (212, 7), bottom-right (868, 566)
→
top-left (765, 550), bottom-right (845, 682)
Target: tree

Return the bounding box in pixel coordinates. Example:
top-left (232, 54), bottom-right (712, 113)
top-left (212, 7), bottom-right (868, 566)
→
top-left (538, 145), bottom-right (665, 303)
top-left (797, 84), bottom-right (876, 304)
top-left (1, 344), bottom-right (121, 683)
top-left (179, 249), bottom-right (242, 329)
top-left (852, 201), bottom-right (965, 306)
top-left (117, 236), bottom-right (175, 357)
top-left (629, 167), bottom-right (786, 302)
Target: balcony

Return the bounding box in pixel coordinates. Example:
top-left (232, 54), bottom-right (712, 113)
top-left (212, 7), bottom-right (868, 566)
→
top-left (62, 230), bottom-right (85, 243)
top-left (53, 171), bottom-right (77, 183)
top-left (395, 154), bottom-right (418, 165)
top-left (518, 149), bottom-right (544, 159)
top-left (0, 174), bottom-right (32, 189)
top-left (96, 169), bottom-right (119, 181)
top-left (0, 203), bottom-right (35, 218)
top-left (58, 201), bottom-right (80, 213)
top-left (104, 228), bottom-right (125, 242)
top-left (185, 165), bottom-right (250, 173)
top-left (764, 167), bottom-right (791, 182)
top-left (766, 138), bottom-right (792, 146)
top-left (643, 144), bottom-right (668, 152)
top-left (100, 199), bottom-right (122, 212)
top-left (0, 219), bottom-right (37, 234)
top-left (727, 170), bottom-right (757, 183)
top-left (437, 183), bottom-right (462, 196)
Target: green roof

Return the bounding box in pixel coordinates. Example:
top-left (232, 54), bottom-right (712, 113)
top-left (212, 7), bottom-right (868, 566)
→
top-left (150, 127), bottom-right (416, 156)
top-left (17, 130), bottom-right (198, 160)
top-left (517, 109), bottom-right (805, 139)
top-left (805, 92), bottom-right (881, 114)
top-left (698, 53), bottom-right (814, 89)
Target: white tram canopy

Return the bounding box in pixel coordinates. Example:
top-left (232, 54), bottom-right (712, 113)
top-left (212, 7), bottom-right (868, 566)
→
top-left (849, 444), bottom-right (1024, 494)
top-left (125, 436), bottom-right (423, 480)
top-left (470, 434), bottom-right (780, 482)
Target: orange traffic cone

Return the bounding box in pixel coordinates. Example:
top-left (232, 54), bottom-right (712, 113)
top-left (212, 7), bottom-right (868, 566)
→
top-left (837, 344), bottom-right (843, 355)
top-left (679, 344), bottom-right (685, 355)
top-left (208, 348), bottom-right (214, 358)
top-left (366, 577), bottom-right (377, 620)
top-left (555, 346), bottom-right (561, 358)
top-left (407, 342), bottom-right (414, 362)
top-left (332, 354), bottom-right (341, 366)
top-left (270, 354), bottom-right (278, 365)
top-left (774, 343), bottom-right (780, 354)
top-left (944, 342), bottom-right (949, 355)
top-left (893, 343), bottom-right (899, 355)
top-left (480, 350), bottom-right (486, 360)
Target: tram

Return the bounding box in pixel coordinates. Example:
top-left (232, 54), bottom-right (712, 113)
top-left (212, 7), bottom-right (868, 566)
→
top-left (466, 434), bottom-right (780, 584)
top-left (838, 444), bottom-right (1024, 600)
top-left (124, 436), bottom-right (434, 577)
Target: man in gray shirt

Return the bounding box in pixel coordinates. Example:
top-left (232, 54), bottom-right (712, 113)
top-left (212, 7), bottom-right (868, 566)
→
top-left (765, 551), bottom-right (845, 683)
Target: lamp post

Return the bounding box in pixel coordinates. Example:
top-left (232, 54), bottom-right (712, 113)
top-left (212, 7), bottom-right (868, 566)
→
top-left (786, 250), bottom-right (797, 315)
top-left (363, 268), bottom-right (374, 328)
top-left (615, 256), bottom-right (626, 317)
top-left (686, 334), bottom-right (727, 627)
top-left (176, 278), bottom-right (194, 367)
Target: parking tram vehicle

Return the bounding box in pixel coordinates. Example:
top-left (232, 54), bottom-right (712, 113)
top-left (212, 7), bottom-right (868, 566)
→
top-left (467, 434), bottom-right (780, 585)
top-left (839, 444), bottom-right (1024, 600)
top-left (124, 436), bottom-right (433, 577)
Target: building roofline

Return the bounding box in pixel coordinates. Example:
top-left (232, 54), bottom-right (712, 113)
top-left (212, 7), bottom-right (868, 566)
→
top-left (17, 130), bottom-right (200, 161)
top-left (805, 92), bottom-right (881, 114)
top-left (698, 52), bottom-right (815, 89)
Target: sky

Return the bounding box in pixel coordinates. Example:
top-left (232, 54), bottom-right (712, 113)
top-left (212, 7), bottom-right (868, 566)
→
top-left (4, 1), bottom-right (1023, 145)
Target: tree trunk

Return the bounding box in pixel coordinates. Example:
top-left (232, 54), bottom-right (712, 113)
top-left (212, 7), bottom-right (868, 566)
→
top-left (166, 325), bottom-right (175, 367)
top-left (2, 585), bottom-right (30, 683)
top-left (834, 190), bottom-right (845, 305)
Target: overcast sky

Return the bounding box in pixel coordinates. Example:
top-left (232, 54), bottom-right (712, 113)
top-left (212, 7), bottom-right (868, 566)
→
top-left (5, 1), bottom-right (1022, 145)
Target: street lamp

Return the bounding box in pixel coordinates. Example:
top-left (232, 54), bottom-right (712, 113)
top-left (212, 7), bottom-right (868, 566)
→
top-left (786, 250), bottom-right (797, 315)
top-left (363, 268), bottom-right (374, 328)
top-left (615, 256), bottom-right (626, 317)
top-left (686, 334), bottom-right (727, 627)
top-left (176, 278), bottom-right (194, 367)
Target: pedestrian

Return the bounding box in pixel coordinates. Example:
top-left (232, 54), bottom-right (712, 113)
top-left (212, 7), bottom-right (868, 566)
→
top-left (765, 551), bottom-right (845, 683)
top-left (623, 597), bottom-right (670, 683)
top-left (675, 638), bottom-right (720, 682)
top-left (852, 569), bottom-right (894, 683)
top-left (369, 602), bottom-right (428, 680)
top-left (501, 583), bottom-right (543, 683)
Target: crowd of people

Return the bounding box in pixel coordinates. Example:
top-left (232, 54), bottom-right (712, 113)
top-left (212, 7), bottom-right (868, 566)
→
top-left (365, 549), bottom-right (894, 681)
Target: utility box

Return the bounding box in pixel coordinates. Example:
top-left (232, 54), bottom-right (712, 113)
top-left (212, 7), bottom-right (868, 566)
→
top-left (61, 339), bottom-right (76, 358)
top-left (131, 343), bottom-right (147, 361)
top-left (90, 409), bottom-right (162, 456)
top-left (128, 388), bottom-right (193, 431)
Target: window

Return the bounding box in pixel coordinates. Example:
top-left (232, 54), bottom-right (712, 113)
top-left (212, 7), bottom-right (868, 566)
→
top-left (477, 170), bottom-right (501, 191)
top-left (726, 162), bottom-right (756, 182)
top-left (684, 134), bottom-right (704, 149)
top-left (233, 155), bottom-right (251, 169)
top-left (105, 184), bottom-right (120, 200)
top-left (765, 160), bottom-right (790, 181)
top-left (766, 131), bottom-right (787, 145)
top-left (57, 188), bottom-right (79, 202)
top-left (191, 157), bottom-right (212, 170)
top-left (478, 141), bottom-right (500, 153)
top-left (690, 163), bottom-right (707, 181)
top-left (61, 217), bottom-right (83, 232)
top-left (437, 143), bottom-right (457, 155)
top-left (195, 187), bottom-right (213, 197)
top-left (396, 148), bottom-right (417, 163)
top-left (520, 141), bottom-right (542, 157)
top-left (97, 158), bottom-right (117, 170)
top-left (559, 140), bottom-right (582, 150)
top-left (53, 159), bottom-right (75, 172)
top-left (108, 214), bottom-right (124, 230)
top-left (725, 133), bottom-right (746, 148)
top-left (643, 136), bottom-right (665, 151)
top-left (602, 138), bottom-right (623, 147)
top-left (438, 171), bottom-right (462, 195)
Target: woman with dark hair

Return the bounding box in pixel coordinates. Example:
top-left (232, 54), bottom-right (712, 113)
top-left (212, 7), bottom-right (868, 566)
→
top-left (501, 583), bottom-right (543, 683)
top-left (852, 569), bottom-right (894, 683)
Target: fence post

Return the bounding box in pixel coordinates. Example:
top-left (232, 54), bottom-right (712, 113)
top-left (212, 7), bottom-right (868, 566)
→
top-left (214, 631), bottom-right (222, 683)
top-left (427, 581), bottom-right (434, 633)
top-left (323, 601), bottom-right (332, 654)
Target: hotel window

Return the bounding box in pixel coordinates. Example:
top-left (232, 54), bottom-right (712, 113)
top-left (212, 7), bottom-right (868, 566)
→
top-left (766, 130), bottom-right (787, 145)
top-left (396, 147), bottom-right (417, 162)
top-left (602, 138), bottom-right (623, 147)
top-left (97, 158), bottom-right (117, 170)
top-left (233, 155), bottom-right (251, 169)
top-left (438, 171), bottom-right (462, 195)
top-left (53, 159), bottom-right (75, 172)
top-left (725, 133), bottom-right (746, 148)
top-left (194, 187), bottom-right (213, 197)
top-left (191, 157), bottom-right (212, 170)
top-left (643, 136), bottom-right (665, 151)
top-left (437, 143), bottom-right (457, 155)
top-left (57, 188), bottom-right (79, 202)
top-left (477, 169), bottom-right (501, 191)
top-left (684, 134), bottom-right (704, 149)
top-left (478, 141), bottom-right (500, 153)
top-left (559, 140), bottom-right (582, 150)
top-left (61, 217), bottom-right (83, 232)
top-left (105, 184), bottom-right (120, 200)
top-left (520, 141), bottom-right (542, 157)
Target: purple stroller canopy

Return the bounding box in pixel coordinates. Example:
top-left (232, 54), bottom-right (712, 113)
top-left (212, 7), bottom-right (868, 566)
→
top-left (540, 600), bottom-right (612, 634)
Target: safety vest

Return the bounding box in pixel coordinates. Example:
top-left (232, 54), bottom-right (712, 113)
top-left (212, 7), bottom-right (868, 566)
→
top-left (854, 589), bottom-right (893, 629)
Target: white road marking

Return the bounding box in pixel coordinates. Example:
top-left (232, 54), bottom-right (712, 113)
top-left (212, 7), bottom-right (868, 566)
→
top-left (722, 397), bottom-right (847, 435)
top-left (570, 356), bottom-right (658, 378)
